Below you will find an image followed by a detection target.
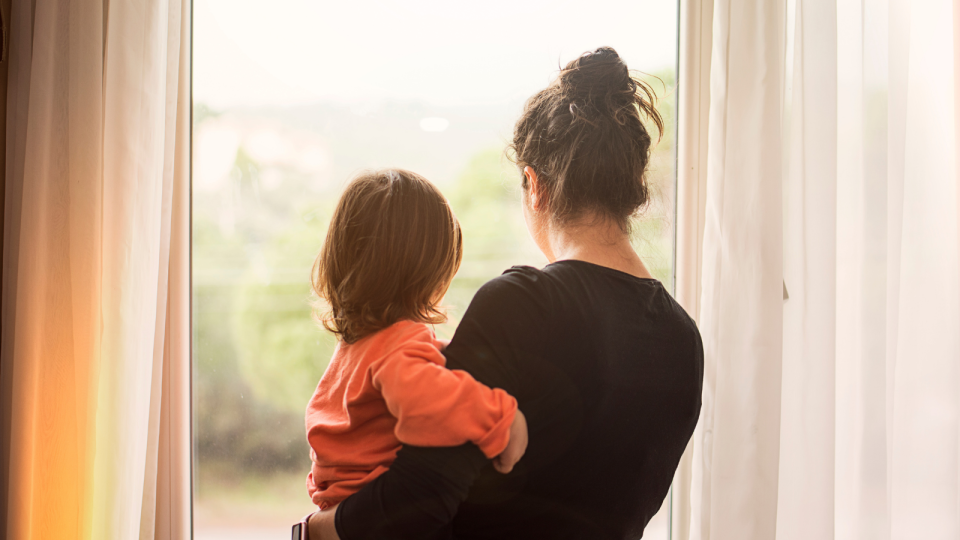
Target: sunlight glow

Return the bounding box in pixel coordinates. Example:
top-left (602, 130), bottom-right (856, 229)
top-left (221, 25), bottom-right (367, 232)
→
top-left (419, 117), bottom-right (450, 132)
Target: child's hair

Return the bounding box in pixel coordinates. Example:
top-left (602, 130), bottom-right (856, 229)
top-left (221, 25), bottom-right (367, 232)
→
top-left (311, 169), bottom-right (463, 343)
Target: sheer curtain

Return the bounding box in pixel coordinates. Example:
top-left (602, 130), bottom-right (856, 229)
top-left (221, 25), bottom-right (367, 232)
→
top-left (0, 0), bottom-right (191, 539)
top-left (689, 0), bottom-right (786, 538)
top-left (677, 0), bottom-right (960, 539)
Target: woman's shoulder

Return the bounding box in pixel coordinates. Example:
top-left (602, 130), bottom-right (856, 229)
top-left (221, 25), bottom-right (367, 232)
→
top-left (451, 266), bottom-right (557, 339)
top-left (495, 264), bottom-right (550, 286)
top-left (472, 265), bottom-right (555, 309)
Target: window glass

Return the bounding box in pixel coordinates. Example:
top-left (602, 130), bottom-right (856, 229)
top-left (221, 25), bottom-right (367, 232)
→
top-left (192, 2), bottom-right (678, 538)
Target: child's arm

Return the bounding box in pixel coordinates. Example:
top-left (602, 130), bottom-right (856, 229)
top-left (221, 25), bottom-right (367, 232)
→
top-left (369, 334), bottom-right (519, 460)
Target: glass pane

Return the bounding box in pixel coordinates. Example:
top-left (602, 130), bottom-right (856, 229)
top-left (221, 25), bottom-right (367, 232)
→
top-left (192, 2), bottom-right (678, 539)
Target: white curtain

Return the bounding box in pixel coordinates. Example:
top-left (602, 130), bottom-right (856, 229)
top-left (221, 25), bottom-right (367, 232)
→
top-left (681, 0), bottom-right (960, 539)
top-left (690, 0), bottom-right (786, 538)
top-left (0, 0), bottom-right (191, 539)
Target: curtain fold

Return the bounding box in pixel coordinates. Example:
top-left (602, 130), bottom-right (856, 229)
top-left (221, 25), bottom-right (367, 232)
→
top-left (888, 1), bottom-right (959, 535)
top-left (689, 1), bottom-right (785, 539)
top-left (834, 0), bottom-right (889, 537)
top-left (153, 2), bottom-right (192, 537)
top-left (1, 0), bottom-right (191, 538)
top-left (684, 0), bottom-right (960, 538)
top-left (776, 0), bottom-right (837, 538)
top-left (673, 1), bottom-right (714, 538)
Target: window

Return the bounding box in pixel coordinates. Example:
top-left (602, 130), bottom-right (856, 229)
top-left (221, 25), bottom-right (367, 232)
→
top-left (192, 2), bottom-right (679, 538)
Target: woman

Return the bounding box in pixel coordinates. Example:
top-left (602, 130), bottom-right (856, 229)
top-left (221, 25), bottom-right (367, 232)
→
top-left (310, 46), bottom-right (703, 540)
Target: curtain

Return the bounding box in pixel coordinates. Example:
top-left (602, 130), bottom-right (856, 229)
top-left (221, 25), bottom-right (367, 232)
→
top-left (682, 0), bottom-right (960, 539)
top-left (0, 0), bottom-right (191, 538)
top-left (672, 1), bottom-right (713, 538)
top-left (689, 0), bottom-right (786, 538)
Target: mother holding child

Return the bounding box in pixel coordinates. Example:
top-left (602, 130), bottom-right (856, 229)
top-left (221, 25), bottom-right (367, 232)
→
top-left (297, 47), bottom-right (704, 540)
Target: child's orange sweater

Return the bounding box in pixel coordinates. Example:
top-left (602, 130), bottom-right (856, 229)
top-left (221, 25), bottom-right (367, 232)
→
top-left (305, 320), bottom-right (517, 509)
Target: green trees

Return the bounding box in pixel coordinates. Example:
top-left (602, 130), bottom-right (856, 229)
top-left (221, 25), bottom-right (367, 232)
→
top-left (233, 218), bottom-right (337, 414)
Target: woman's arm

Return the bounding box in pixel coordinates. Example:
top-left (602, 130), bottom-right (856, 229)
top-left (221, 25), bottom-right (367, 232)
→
top-left (335, 443), bottom-right (488, 540)
top-left (308, 505), bottom-right (340, 540)
top-left (333, 268), bottom-right (547, 540)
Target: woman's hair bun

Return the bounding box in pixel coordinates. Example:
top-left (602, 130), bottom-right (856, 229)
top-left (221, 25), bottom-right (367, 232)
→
top-left (558, 46), bottom-right (634, 104)
top-left (509, 46), bottom-right (665, 232)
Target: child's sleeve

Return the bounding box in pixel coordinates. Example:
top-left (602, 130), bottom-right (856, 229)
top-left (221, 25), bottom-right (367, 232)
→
top-left (369, 334), bottom-right (517, 459)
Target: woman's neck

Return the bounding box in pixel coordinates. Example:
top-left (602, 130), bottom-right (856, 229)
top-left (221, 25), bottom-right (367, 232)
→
top-left (541, 216), bottom-right (654, 280)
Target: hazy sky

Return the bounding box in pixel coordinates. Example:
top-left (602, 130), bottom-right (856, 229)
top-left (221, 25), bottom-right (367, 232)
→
top-left (194, 0), bottom-right (678, 109)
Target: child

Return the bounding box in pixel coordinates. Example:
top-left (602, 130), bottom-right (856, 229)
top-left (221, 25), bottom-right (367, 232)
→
top-left (305, 169), bottom-right (528, 510)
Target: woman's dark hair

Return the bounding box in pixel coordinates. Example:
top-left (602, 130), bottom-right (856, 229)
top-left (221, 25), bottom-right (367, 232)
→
top-left (311, 169), bottom-right (463, 343)
top-left (510, 46), bottom-right (663, 231)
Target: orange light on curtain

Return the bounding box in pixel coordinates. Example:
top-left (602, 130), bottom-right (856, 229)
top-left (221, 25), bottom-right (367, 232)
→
top-left (3, 0), bottom-right (104, 538)
top-left (1, 0), bottom-right (191, 539)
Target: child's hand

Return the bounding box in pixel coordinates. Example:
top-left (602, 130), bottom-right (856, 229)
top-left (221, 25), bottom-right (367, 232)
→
top-left (493, 410), bottom-right (528, 474)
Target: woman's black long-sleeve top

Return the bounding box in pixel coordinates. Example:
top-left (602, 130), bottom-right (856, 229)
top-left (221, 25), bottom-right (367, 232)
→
top-left (334, 261), bottom-right (704, 540)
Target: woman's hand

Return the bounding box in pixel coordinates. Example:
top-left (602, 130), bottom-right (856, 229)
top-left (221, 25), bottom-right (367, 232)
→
top-left (493, 409), bottom-right (528, 473)
top-left (307, 505), bottom-right (341, 540)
